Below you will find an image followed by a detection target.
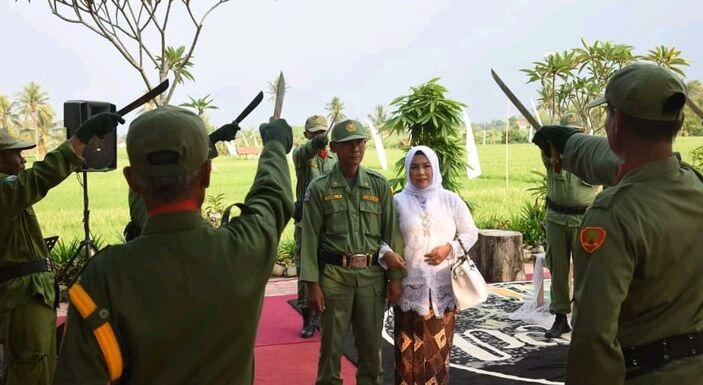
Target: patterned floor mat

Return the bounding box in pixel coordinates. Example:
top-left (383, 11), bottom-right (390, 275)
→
top-left (344, 280), bottom-right (569, 385)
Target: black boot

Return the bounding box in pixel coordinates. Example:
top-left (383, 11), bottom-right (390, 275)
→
top-left (545, 313), bottom-right (571, 339)
top-left (300, 308), bottom-right (316, 338)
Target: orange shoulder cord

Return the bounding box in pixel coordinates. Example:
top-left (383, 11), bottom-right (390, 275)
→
top-left (68, 283), bottom-right (123, 381)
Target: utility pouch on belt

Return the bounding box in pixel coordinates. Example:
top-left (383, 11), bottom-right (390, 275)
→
top-left (68, 283), bottom-right (123, 381)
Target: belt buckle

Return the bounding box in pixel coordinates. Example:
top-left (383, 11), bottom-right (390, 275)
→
top-left (349, 254), bottom-right (369, 269)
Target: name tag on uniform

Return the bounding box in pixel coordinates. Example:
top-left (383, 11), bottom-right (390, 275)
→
top-left (362, 194), bottom-right (379, 202)
top-left (324, 194), bottom-right (343, 201)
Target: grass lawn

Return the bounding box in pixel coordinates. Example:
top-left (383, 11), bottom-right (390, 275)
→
top-left (29, 136), bottom-right (703, 245)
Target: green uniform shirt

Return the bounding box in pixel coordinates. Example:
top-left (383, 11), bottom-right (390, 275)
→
top-left (299, 163), bottom-right (397, 283)
top-left (54, 141), bottom-right (293, 385)
top-left (542, 155), bottom-right (599, 226)
top-left (563, 134), bottom-right (703, 384)
top-left (0, 141), bottom-right (83, 313)
top-left (292, 140), bottom-right (337, 203)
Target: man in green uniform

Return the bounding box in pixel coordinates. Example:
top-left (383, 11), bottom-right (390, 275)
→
top-left (540, 113), bottom-right (599, 339)
top-left (123, 121), bottom-right (241, 240)
top-left (300, 119), bottom-right (405, 385)
top-left (53, 106), bottom-right (293, 385)
top-left (293, 115), bottom-right (337, 338)
top-left (533, 63), bottom-right (703, 384)
top-left (0, 113), bottom-right (123, 385)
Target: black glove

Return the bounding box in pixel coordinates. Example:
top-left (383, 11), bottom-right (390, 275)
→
top-left (311, 133), bottom-right (329, 150)
top-left (75, 112), bottom-right (124, 143)
top-left (209, 122), bottom-right (240, 144)
top-left (260, 119), bottom-right (293, 153)
top-left (531, 125), bottom-right (581, 156)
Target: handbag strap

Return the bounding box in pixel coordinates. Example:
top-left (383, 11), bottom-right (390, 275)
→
top-left (455, 236), bottom-right (470, 263)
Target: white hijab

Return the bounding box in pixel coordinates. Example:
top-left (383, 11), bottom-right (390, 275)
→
top-left (402, 145), bottom-right (443, 200)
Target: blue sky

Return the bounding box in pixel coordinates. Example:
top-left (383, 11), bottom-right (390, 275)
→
top-left (2, 0), bottom-right (702, 135)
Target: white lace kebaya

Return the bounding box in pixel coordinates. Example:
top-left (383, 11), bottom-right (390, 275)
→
top-left (381, 146), bottom-right (478, 318)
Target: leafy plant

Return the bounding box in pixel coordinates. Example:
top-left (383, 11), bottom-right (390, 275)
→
top-left (277, 238), bottom-right (296, 266)
top-left (203, 193), bottom-right (227, 228)
top-left (50, 235), bottom-right (106, 301)
top-left (180, 94), bottom-right (218, 117)
top-left (692, 146), bottom-right (703, 171)
top-left (526, 170), bottom-right (548, 202)
top-left (385, 78), bottom-right (467, 193)
top-left (475, 215), bottom-right (512, 231)
top-left (511, 200), bottom-right (546, 246)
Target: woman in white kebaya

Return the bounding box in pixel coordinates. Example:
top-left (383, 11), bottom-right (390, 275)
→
top-left (387, 145), bottom-right (478, 385)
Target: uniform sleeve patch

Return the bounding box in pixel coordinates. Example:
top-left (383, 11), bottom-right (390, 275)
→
top-left (324, 194), bottom-right (343, 201)
top-left (580, 227), bottom-right (607, 253)
top-left (3, 175), bottom-right (18, 184)
top-left (362, 194), bottom-right (379, 202)
top-left (303, 189), bottom-right (312, 202)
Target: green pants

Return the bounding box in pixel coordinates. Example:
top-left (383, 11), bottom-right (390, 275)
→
top-left (1, 298), bottom-right (56, 385)
top-left (545, 221), bottom-right (580, 315)
top-left (294, 224), bottom-right (308, 309)
top-left (317, 265), bottom-right (386, 385)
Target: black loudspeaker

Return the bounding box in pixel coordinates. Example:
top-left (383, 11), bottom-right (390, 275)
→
top-left (64, 101), bottom-right (117, 171)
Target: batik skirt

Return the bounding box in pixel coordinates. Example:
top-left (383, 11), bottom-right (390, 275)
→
top-left (393, 306), bottom-right (457, 385)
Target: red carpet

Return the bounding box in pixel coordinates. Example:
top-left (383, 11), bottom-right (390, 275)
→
top-left (255, 294), bottom-right (320, 346)
top-left (255, 342), bottom-right (357, 384)
top-left (255, 294), bottom-right (356, 384)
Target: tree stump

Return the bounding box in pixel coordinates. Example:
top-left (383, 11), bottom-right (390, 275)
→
top-left (468, 229), bottom-right (526, 283)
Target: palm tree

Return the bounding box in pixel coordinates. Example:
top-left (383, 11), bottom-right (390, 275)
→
top-left (180, 95), bottom-right (218, 117)
top-left (17, 82), bottom-right (50, 158)
top-left (325, 97), bottom-right (346, 124)
top-left (266, 72), bottom-right (290, 103)
top-left (367, 104), bottom-right (388, 135)
top-left (644, 46), bottom-right (690, 76)
top-left (0, 93), bottom-right (20, 136)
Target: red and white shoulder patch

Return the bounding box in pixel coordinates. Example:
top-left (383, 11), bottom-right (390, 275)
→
top-left (580, 227), bottom-right (607, 253)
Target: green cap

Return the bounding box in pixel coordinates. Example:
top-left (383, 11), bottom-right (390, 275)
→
top-left (330, 119), bottom-right (367, 143)
top-left (127, 106), bottom-right (209, 177)
top-left (305, 115), bottom-right (328, 133)
top-left (0, 128), bottom-right (35, 151)
top-left (559, 113), bottom-right (583, 127)
top-left (586, 62), bottom-right (686, 122)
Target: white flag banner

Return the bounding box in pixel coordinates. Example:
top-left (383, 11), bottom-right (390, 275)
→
top-left (529, 99), bottom-right (542, 142)
top-left (365, 120), bottom-right (388, 171)
top-left (223, 141), bottom-right (238, 156)
top-left (462, 109), bottom-right (481, 179)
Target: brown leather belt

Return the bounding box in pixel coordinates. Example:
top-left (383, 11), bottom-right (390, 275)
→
top-left (0, 258), bottom-right (53, 283)
top-left (623, 330), bottom-right (703, 380)
top-left (321, 252), bottom-right (378, 269)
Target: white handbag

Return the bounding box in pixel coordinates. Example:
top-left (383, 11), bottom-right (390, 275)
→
top-left (451, 237), bottom-right (489, 311)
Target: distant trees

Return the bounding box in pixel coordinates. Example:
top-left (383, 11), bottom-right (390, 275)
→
top-left (522, 39), bottom-right (690, 132)
top-left (325, 97), bottom-right (346, 125)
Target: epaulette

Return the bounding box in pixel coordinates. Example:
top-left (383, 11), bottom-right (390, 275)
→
top-left (310, 173), bottom-right (330, 187)
top-left (590, 183), bottom-right (633, 210)
top-left (681, 161), bottom-right (703, 184)
top-left (366, 168), bottom-right (388, 181)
